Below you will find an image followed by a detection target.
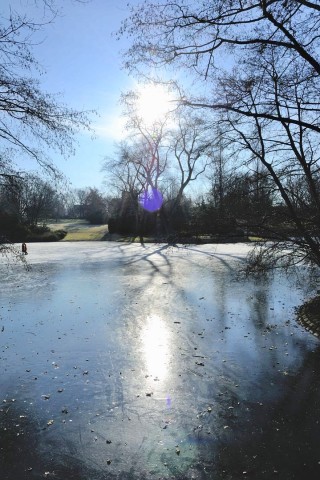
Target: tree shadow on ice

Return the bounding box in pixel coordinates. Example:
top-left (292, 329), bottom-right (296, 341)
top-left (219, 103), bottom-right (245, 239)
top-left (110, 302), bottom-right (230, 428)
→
top-left (117, 243), bottom-right (174, 282)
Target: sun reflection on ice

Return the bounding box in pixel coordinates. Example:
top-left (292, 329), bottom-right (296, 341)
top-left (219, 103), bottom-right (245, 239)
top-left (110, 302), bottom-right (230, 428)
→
top-left (141, 315), bottom-right (170, 380)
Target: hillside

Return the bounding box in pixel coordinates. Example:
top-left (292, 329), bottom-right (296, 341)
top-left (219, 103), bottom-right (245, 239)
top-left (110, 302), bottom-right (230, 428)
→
top-left (48, 219), bottom-right (109, 241)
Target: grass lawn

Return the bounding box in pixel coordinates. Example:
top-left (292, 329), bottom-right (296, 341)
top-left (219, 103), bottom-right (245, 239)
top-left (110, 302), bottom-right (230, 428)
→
top-left (48, 219), bottom-right (109, 241)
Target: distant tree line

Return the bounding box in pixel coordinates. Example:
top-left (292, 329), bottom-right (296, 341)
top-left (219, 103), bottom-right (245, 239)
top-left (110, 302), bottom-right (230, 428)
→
top-left (0, 161), bottom-right (300, 243)
top-left (1, 134), bottom-right (318, 248)
top-left (0, 178), bottom-right (111, 241)
top-left (105, 152), bottom-right (315, 244)
top-left (0, 173), bottom-right (64, 241)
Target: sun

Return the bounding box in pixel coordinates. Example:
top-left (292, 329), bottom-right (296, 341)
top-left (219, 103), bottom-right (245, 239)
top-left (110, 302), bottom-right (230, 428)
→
top-left (136, 83), bottom-right (174, 125)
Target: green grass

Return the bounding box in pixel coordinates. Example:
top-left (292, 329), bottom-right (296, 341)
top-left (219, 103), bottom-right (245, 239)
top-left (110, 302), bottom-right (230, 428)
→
top-left (248, 236), bottom-right (265, 242)
top-left (47, 220), bottom-right (108, 241)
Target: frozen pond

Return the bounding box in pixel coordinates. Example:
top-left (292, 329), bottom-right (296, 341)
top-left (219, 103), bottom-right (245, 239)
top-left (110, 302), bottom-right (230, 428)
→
top-left (1, 242), bottom-right (320, 480)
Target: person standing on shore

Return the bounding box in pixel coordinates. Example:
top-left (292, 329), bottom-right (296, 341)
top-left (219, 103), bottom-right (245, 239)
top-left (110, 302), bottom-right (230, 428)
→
top-left (22, 242), bottom-right (28, 255)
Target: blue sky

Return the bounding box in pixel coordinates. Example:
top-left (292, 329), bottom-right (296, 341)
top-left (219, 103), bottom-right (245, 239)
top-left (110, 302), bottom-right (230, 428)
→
top-left (2, 0), bottom-right (142, 190)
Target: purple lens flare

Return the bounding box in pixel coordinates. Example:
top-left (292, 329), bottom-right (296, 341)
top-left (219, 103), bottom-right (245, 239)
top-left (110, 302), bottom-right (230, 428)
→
top-left (139, 188), bottom-right (163, 212)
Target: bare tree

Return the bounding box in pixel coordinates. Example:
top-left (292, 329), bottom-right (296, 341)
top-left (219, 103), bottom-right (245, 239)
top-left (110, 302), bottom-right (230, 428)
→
top-left (119, 89), bottom-right (170, 198)
top-left (1, 173), bottom-right (57, 227)
top-left (103, 137), bottom-right (166, 236)
top-left (168, 112), bottom-right (213, 211)
top-left (218, 49), bottom-right (320, 266)
top-left (0, 1), bottom-right (92, 255)
top-left (74, 188), bottom-right (89, 218)
top-left (120, 1), bottom-right (320, 80)
top-left (83, 188), bottom-right (107, 224)
top-left (0, 7), bottom-right (91, 175)
top-left (208, 128), bottom-right (229, 217)
top-left (120, 0), bottom-right (320, 267)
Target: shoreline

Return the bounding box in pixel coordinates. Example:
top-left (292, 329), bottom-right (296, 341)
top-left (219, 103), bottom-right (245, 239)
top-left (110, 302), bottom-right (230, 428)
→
top-left (297, 295), bottom-right (320, 338)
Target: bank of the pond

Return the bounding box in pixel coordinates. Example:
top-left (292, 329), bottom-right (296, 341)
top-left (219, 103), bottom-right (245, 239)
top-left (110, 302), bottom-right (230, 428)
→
top-left (297, 295), bottom-right (320, 338)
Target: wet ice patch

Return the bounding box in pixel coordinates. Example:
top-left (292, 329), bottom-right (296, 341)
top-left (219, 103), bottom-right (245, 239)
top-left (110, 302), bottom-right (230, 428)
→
top-left (141, 314), bottom-right (170, 380)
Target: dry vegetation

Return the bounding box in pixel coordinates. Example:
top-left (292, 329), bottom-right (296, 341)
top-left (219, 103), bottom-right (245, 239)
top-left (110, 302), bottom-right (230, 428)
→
top-left (48, 220), bottom-right (109, 241)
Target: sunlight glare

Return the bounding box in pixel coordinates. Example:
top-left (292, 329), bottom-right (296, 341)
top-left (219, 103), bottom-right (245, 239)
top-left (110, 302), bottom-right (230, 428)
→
top-left (136, 84), bottom-right (173, 125)
top-left (141, 314), bottom-right (170, 380)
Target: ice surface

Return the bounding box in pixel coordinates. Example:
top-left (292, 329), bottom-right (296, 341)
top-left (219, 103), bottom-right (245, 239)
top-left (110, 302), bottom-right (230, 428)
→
top-left (1, 242), bottom-right (320, 480)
